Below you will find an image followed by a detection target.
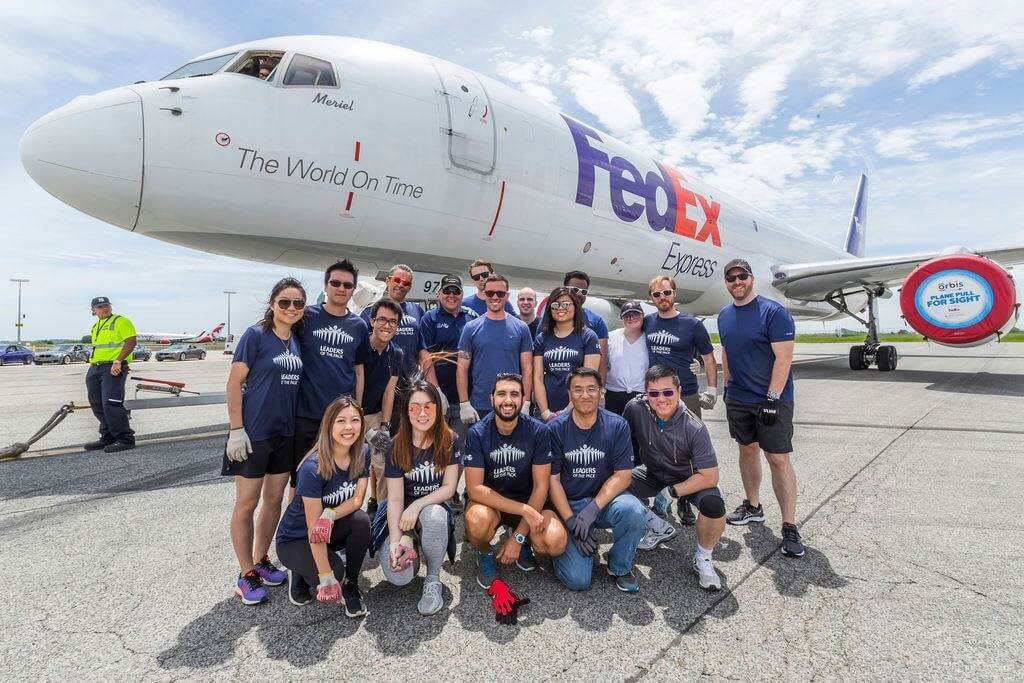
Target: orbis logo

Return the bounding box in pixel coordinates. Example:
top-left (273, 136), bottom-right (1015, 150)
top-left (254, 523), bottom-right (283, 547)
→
top-left (563, 116), bottom-right (721, 247)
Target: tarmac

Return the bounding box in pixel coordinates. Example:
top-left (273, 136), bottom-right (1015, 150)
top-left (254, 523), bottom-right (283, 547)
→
top-left (1, 342), bottom-right (1022, 680)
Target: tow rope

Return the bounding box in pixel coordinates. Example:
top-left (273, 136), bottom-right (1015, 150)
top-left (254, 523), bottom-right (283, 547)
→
top-left (0, 402), bottom-right (80, 460)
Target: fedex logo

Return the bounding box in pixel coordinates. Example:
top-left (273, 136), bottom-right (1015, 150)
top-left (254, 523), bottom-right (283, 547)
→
top-left (563, 116), bottom-right (721, 247)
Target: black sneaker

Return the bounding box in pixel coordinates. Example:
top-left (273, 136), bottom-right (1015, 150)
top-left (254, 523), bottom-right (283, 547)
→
top-left (83, 440), bottom-right (113, 451)
top-left (366, 498), bottom-right (378, 517)
top-left (677, 498), bottom-right (697, 526)
top-left (781, 523), bottom-right (806, 558)
top-left (343, 580), bottom-right (368, 617)
top-left (726, 499), bottom-right (765, 526)
top-left (288, 570), bottom-right (312, 606)
top-left (103, 442), bottom-right (136, 454)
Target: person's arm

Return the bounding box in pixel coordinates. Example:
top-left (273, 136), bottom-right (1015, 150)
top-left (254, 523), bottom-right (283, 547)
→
top-left (532, 355), bottom-right (550, 416)
top-left (583, 352), bottom-right (600, 372)
top-left (323, 476), bottom-right (369, 520)
top-left (701, 350), bottom-right (717, 389)
top-left (354, 364), bottom-right (365, 404)
top-left (720, 347), bottom-right (730, 389)
top-left (385, 476), bottom-right (406, 545)
top-left (515, 463), bottom-right (550, 537)
top-left (302, 496), bottom-right (336, 576)
top-left (117, 336), bottom-right (137, 361)
top-left (226, 362), bottom-right (250, 429)
top-left (673, 465), bottom-right (720, 498)
top-left (465, 466), bottom-right (538, 518)
top-left (381, 375), bottom-right (398, 424)
top-left (768, 341), bottom-right (794, 396)
top-left (457, 351), bottom-right (472, 403)
top-left (597, 338), bottom-right (608, 382)
top-left (419, 348), bottom-right (439, 387)
top-left (592, 469), bottom-right (631, 509)
top-left (548, 473), bottom-right (574, 522)
top-left (520, 351), bottom-right (533, 398)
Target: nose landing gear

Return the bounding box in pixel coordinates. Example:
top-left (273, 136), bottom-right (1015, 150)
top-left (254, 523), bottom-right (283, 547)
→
top-left (827, 287), bottom-right (898, 372)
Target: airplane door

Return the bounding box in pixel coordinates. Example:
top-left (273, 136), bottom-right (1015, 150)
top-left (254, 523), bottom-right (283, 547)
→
top-left (431, 60), bottom-right (496, 175)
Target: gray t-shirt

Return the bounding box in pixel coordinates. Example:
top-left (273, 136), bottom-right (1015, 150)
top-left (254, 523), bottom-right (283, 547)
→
top-left (623, 396), bottom-right (717, 482)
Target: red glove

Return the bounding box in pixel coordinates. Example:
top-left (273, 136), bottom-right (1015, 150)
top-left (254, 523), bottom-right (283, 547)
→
top-left (487, 579), bottom-right (530, 625)
top-left (310, 518), bottom-right (333, 544)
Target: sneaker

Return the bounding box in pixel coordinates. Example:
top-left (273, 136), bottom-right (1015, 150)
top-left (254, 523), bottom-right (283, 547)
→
top-left (342, 581), bottom-right (368, 617)
top-left (417, 580), bottom-right (444, 615)
top-left (254, 556), bottom-right (287, 586)
top-left (607, 568), bottom-right (639, 593)
top-left (653, 488), bottom-right (673, 518)
top-left (691, 556), bottom-right (722, 591)
top-left (103, 442), bottom-right (135, 453)
top-left (638, 524), bottom-right (678, 551)
top-left (235, 570), bottom-right (268, 605)
top-left (366, 498), bottom-right (378, 517)
top-left (726, 499), bottom-right (765, 526)
top-left (476, 550), bottom-right (496, 589)
top-left (677, 498), bottom-right (697, 526)
top-left (516, 544), bottom-right (538, 572)
top-left (781, 523), bottom-right (806, 558)
top-left (287, 570), bottom-right (312, 606)
top-left (83, 439), bottom-right (113, 451)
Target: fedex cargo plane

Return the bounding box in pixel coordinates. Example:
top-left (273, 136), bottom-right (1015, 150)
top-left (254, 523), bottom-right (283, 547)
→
top-left (19, 36), bottom-right (1023, 371)
top-left (137, 323), bottom-right (226, 344)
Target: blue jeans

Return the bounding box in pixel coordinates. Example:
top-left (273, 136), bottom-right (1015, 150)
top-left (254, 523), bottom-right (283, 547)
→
top-left (552, 494), bottom-right (646, 591)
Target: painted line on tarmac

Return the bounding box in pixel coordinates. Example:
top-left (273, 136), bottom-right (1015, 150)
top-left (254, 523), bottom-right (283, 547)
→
top-left (699, 416), bottom-right (1024, 436)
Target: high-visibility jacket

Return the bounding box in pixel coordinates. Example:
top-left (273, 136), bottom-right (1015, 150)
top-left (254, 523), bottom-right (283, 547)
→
top-left (89, 314), bottom-right (136, 363)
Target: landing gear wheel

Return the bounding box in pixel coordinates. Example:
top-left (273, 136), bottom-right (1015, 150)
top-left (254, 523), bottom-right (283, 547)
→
top-left (848, 345), bottom-right (868, 370)
top-left (876, 345), bottom-right (897, 372)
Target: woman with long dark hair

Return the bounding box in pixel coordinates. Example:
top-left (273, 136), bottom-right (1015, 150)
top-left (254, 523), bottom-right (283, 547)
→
top-left (369, 378), bottom-right (460, 615)
top-left (223, 277), bottom-right (305, 605)
top-left (275, 396), bottom-right (371, 617)
top-left (532, 286), bottom-right (600, 421)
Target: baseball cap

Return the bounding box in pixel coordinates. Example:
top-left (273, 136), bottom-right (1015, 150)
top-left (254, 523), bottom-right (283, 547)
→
top-left (91, 296), bottom-right (111, 307)
top-left (619, 300), bottom-right (643, 318)
top-left (723, 259), bottom-right (753, 277)
top-left (439, 274), bottom-right (463, 289)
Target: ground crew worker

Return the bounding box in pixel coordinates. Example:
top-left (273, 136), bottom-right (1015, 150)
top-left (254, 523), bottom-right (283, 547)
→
top-left (84, 296), bottom-right (137, 453)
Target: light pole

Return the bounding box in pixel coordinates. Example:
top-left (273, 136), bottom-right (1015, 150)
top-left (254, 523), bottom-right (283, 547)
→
top-left (10, 279), bottom-right (29, 343)
top-left (223, 290), bottom-right (236, 340)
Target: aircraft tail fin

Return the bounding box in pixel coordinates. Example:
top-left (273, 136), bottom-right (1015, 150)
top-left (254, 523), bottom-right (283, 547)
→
top-left (844, 174), bottom-right (867, 258)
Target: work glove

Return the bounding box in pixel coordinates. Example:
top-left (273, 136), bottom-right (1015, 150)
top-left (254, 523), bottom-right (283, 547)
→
top-left (521, 400), bottom-right (531, 416)
top-left (459, 401), bottom-right (480, 425)
top-left (316, 573), bottom-right (341, 603)
top-left (698, 389), bottom-right (717, 410)
top-left (226, 428), bottom-right (252, 462)
top-left (689, 360), bottom-right (702, 376)
top-left (758, 395), bottom-right (779, 426)
top-left (310, 507), bottom-right (339, 544)
top-left (571, 529), bottom-right (600, 557)
top-left (365, 427), bottom-right (392, 453)
top-left (541, 409), bottom-right (555, 422)
top-left (568, 500), bottom-right (600, 541)
top-left (389, 536), bottom-right (418, 570)
top-left (488, 579), bottom-right (531, 626)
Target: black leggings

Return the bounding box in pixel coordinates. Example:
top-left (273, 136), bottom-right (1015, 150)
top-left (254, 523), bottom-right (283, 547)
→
top-left (276, 509), bottom-right (370, 585)
top-left (605, 390), bottom-right (643, 416)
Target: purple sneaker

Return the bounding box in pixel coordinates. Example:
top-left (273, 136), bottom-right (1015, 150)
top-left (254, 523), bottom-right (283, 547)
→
top-left (235, 570), bottom-right (268, 605)
top-left (254, 557), bottom-right (287, 586)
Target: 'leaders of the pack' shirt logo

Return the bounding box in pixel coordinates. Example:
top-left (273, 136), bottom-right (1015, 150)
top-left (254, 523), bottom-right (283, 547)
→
top-left (272, 349), bottom-right (303, 381)
top-left (396, 314), bottom-right (419, 336)
top-left (647, 329), bottom-right (680, 355)
top-left (489, 443), bottom-right (526, 479)
top-left (323, 480), bottom-right (357, 507)
top-left (407, 461), bottom-right (441, 496)
top-left (564, 445), bottom-right (604, 479)
top-left (312, 325), bottom-right (355, 347)
top-left (544, 346), bottom-right (579, 362)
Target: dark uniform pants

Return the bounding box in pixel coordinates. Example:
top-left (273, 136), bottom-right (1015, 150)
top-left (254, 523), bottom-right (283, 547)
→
top-left (86, 363), bottom-right (135, 444)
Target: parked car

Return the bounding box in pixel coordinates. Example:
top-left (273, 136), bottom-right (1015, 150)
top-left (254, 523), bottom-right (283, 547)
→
top-left (0, 344), bottom-right (35, 365)
top-left (155, 344), bottom-right (207, 362)
top-left (132, 344), bottom-right (153, 362)
top-left (34, 343), bottom-right (91, 365)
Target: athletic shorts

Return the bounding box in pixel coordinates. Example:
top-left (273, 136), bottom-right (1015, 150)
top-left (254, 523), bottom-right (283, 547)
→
top-left (628, 465), bottom-right (725, 513)
top-left (467, 501), bottom-right (524, 531)
top-left (221, 434), bottom-right (294, 479)
top-left (725, 400), bottom-right (794, 454)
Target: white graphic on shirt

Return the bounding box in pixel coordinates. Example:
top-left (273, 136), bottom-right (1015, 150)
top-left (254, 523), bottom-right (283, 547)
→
top-left (563, 445), bottom-right (605, 466)
top-left (488, 443), bottom-right (526, 466)
top-left (544, 346), bottom-right (579, 362)
top-left (322, 480), bottom-right (357, 507)
top-left (312, 325), bottom-right (354, 347)
top-left (273, 349), bottom-right (303, 372)
top-left (406, 461), bottom-right (438, 484)
top-left (647, 330), bottom-right (681, 346)
top-left (396, 314), bottom-right (418, 336)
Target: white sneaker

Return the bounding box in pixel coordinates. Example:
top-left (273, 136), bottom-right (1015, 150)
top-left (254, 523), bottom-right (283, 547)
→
top-left (638, 525), bottom-right (678, 550)
top-left (417, 580), bottom-right (444, 615)
top-left (691, 555), bottom-right (721, 591)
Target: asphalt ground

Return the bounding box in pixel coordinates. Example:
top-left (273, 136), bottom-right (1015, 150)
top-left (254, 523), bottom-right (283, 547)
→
top-left (1, 343), bottom-right (1022, 680)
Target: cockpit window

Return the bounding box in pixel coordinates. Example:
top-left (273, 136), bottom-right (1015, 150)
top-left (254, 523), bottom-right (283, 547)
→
top-left (228, 50), bottom-right (286, 81)
top-left (283, 54), bottom-right (338, 87)
top-left (161, 52), bottom-right (238, 80)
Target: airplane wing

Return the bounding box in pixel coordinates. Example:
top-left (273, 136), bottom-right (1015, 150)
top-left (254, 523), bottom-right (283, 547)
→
top-left (773, 245), bottom-right (1024, 300)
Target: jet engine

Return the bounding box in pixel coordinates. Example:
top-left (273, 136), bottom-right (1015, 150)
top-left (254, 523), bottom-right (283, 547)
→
top-left (899, 254), bottom-right (1018, 347)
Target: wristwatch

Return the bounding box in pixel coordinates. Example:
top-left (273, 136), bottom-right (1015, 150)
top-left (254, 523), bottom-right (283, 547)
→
top-left (514, 532), bottom-right (527, 545)
top-left (766, 390), bottom-right (781, 400)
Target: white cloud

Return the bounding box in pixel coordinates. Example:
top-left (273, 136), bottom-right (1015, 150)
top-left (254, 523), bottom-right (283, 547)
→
top-left (873, 113), bottom-right (1024, 160)
top-left (789, 116), bottom-right (816, 132)
top-left (496, 56), bottom-right (559, 107)
top-left (564, 58), bottom-right (643, 137)
top-left (908, 44), bottom-right (998, 89)
top-left (521, 26), bottom-right (554, 44)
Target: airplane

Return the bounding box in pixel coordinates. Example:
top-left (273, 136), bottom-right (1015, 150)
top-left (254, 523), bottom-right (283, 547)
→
top-left (137, 323), bottom-right (226, 345)
top-left (19, 36), bottom-right (1023, 372)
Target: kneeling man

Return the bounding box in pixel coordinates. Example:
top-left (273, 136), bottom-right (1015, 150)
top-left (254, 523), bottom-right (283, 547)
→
top-left (465, 372), bottom-right (567, 589)
top-left (624, 365), bottom-right (727, 590)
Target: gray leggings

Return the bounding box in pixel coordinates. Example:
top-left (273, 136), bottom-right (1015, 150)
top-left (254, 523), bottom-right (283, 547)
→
top-left (377, 503), bottom-right (449, 585)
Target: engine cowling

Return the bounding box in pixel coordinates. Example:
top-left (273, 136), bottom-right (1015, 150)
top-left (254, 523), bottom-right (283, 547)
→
top-left (899, 254), bottom-right (1019, 347)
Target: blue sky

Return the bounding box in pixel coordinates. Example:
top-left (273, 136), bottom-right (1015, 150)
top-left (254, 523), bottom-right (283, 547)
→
top-left (1, 1), bottom-right (1023, 339)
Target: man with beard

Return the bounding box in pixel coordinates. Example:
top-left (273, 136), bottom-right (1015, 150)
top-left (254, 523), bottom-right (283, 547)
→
top-left (464, 373), bottom-right (567, 588)
top-left (360, 264), bottom-right (425, 379)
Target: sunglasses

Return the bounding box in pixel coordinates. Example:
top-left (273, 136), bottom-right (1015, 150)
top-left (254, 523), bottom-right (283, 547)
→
top-left (549, 300), bottom-right (574, 311)
top-left (389, 276), bottom-right (413, 288)
top-left (570, 386), bottom-right (601, 396)
top-left (372, 316), bottom-right (399, 328)
top-left (484, 290), bottom-right (508, 299)
top-left (725, 272), bottom-right (750, 283)
top-left (275, 298), bottom-right (306, 310)
top-left (646, 388), bottom-right (676, 398)
top-left (441, 287), bottom-right (462, 296)
top-left (470, 271), bottom-right (492, 281)
top-left (568, 286), bottom-right (589, 297)
top-left (651, 289), bottom-right (675, 299)
top-left (327, 279), bottom-right (355, 290)
top-left (408, 401), bottom-right (437, 414)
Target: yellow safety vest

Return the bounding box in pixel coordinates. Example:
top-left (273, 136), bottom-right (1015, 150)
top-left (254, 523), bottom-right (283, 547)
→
top-left (89, 314), bottom-right (137, 363)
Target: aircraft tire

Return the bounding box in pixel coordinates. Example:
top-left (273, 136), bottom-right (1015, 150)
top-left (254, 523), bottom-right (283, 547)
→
top-left (877, 345), bottom-right (897, 372)
top-left (848, 345), bottom-right (867, 370)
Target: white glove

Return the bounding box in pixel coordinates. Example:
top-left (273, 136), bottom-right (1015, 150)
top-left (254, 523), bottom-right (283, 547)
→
top-left (226, 427), bottom-right (252, 462)
top-left (521, 400), bottom-right (531, 415)
top-left (698, 389), bottom-right (717, 410)
top-left (460, 401), bottom-right (479, 425)
top-left (541, 409), bottom-right (555, 422)
top-left (689, 360), bottom-right (702, 376)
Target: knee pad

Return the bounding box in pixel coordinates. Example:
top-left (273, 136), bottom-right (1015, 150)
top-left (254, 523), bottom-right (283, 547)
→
top-left (697, 494), bottom-right (726, 519)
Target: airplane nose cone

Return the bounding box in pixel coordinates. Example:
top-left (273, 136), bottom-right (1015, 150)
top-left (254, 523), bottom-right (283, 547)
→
top-left (19, 86), bottom-right (143, 230)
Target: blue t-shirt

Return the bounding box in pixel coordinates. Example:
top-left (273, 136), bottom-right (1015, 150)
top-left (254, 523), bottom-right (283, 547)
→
top-left (360, 300), bottom-right (424, 376)
top-left (464, 413), bottom-right (552, 503)
top-left (457, 315), bottom-right (534, 411)
top-left (296, 306), bottom-right (369, 420)
top-left (717, 296), bottom-right (796, 404)
top-left (233, 325), bottom-right (302, 440)
top-left (549, 409), bottom-right (634, 501)
top-left (419, 305), bottom-right (478, 404)
top-left (384, 436), bottom-right (462, 503)
top-left (275, 447), bottom-right (371, 544)
top-left (360, 340), bottom-right (403, 414)
top-left (533, 327), bottom-right (601, 412)
top-left (643, 312), bottom-right (714, 395)
top-left (465, 294), bottom-right (517, 317)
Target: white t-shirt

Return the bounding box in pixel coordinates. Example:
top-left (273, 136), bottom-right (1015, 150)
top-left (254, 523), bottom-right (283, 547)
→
top-left (606, 328), bottom-right (649, 392)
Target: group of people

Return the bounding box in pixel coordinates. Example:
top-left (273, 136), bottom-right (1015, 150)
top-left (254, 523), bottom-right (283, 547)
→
top-left (220, 256), bottom-right (804, 618)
